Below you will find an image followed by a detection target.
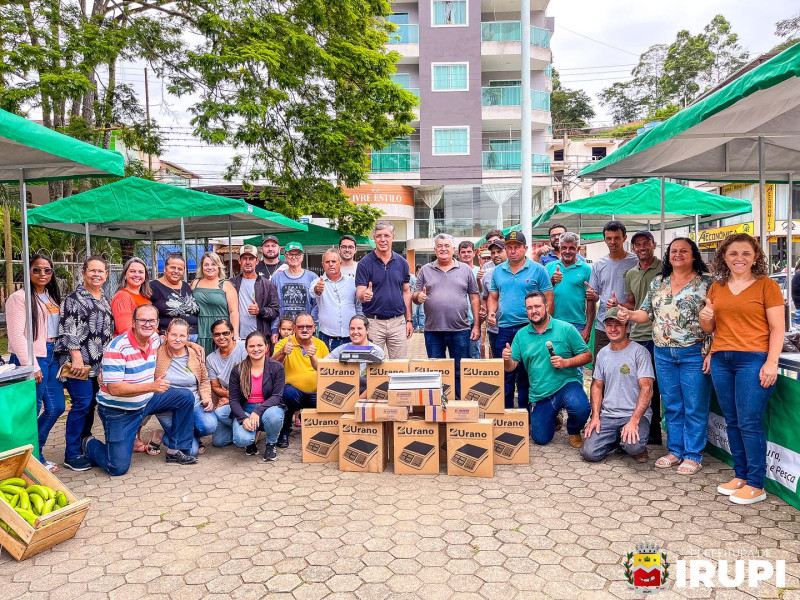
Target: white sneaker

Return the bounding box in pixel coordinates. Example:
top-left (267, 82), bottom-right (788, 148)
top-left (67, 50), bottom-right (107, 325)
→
top-left (729, 485), bottom-right (767, 505)
top-left (717, 478), bottom-right (746, 496)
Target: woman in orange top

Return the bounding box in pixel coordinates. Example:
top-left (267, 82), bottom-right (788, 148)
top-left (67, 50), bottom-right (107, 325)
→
top-left (111, 257), bottom-right (152, 335)
top-left (700, 233), bottom-right (784, 506)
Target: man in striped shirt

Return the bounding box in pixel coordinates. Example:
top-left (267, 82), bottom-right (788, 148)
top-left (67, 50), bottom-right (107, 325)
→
top-left (84, 305), bottom-right (197, 475)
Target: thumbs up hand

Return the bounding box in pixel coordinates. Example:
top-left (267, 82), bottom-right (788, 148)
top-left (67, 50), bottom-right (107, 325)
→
top-left (502, 342), bottom-right (512, 361)
top-left (584, 281), bottom-right (599, 302)
top-left (551, 265), bottom-right (563, 285)
top-left (314, 277), bottom-right (326, 295)
top-left (418, 286), bottom-right (428, 303)
top-left (606, 290), bottom-right (619, 309)
top-left (700, 297), bottom-right (714, 321)
top-left (363, 281), bottom-right (374, 302)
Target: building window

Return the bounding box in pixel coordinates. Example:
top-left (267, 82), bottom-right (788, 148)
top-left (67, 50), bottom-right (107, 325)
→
top-left (387, 13), bottom-right (409, 25)
top-left (433, 127), bottom-right (469, 155)
top-left (391, 73), bottom-right (411, 89)
top-left (553, 188), bottom-right (563, 203)
top-left (432, 0), bottom-right (467, 26)
top-left (591, 146), bottom-right (607, 160)
top-left (553, 149), bottom-right (564, 161)
top-left (432, 63), bottom-right (468, 91)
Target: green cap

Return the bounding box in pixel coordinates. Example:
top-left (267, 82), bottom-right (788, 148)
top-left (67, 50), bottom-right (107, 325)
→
top-left (285, 241), bottom-right (304, 253)
top-left (604, 307), bottom-right (623, 322)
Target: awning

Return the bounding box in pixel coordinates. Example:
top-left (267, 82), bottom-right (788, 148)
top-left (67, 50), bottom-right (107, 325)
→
top-left (245, 223), bottom-right (374, 252)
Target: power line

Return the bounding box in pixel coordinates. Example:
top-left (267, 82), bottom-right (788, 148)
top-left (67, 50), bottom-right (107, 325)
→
top-left (555, 25), bottom-right (639, 57)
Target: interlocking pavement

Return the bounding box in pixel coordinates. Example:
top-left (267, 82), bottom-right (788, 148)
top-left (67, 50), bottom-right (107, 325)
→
top-left (2, 333), bottom-right (799, 599)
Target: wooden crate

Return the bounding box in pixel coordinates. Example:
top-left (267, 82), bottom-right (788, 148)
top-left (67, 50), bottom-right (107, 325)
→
top-left (0, 445), bottom-right (91, 560)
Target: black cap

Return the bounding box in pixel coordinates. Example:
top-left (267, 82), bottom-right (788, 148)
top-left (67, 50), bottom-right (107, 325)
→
top-left (488, 240), bottom-right (505, 250)
top-left (261, 235), bottom-right (279, 245)
top-left (630, 230), bottom-right (655, 244)
top-left (504, 230), bottom-right (526, 245)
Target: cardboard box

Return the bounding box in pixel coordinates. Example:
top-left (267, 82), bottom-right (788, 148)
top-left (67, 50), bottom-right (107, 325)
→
top-left (411, 359), bottom-right (455, 400)
top-left (301, 410), bottom-right (342, 463)
top-left (446, 419), bottom-right (494, 478)
top-left (388, 372), bottom-right (442, 407)
top-left (425, 401), bottom-right (480, 423)
top-left (354, 401), bottom-right (410, 422)
top-left (488, 409), bottom-right (530, 465)
top-left (388, 388), bottom-right (442, 407)
top-left (339, 415), bottom-right (386, 473)
top-left (317, 360), bottom-right (360, 413)
top-left (393, 418), bottom-right (439, 475)
top-left (460, 359), bottom-right (505, 414)
top-left (366, 360), bottom-right (410, 400)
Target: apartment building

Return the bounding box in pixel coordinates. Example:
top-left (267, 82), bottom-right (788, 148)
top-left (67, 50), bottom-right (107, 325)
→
top-left (344, 0), bottom-right (554, 265)
top-left (549, 136), bottom-right (622, 204)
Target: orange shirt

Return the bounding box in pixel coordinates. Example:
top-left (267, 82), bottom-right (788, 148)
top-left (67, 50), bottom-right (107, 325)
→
top-left (707, 276), bottom-right (784, 354)
top-left (111, 289), bottom-right (152, 335)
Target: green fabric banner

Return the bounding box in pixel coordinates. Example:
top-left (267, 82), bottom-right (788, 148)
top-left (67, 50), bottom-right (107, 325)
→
top-left (706, 375), bottom-right (800, 511)
top-left (0, 378), bottom-right (39, 456)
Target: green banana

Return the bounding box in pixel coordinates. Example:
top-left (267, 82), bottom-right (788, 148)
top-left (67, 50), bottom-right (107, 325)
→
top-left (9, 494), bottom-right (19, 508)
top-left (17, 490), bottom-right (30, 511)
top-left (0, 484), bottom-right (25, 495)
top-left (26, 485), bottom-right (53, 500)
top-left (0, 478), bottom-right (27, 488)
top-left (14, 507), bottom-right (37, 526)
top-left (42, 498), bottom-right (55, 515)
top-left (55, 491), bottom-right (68, 508)
top-left (29, 493), bottom-right (44, 515)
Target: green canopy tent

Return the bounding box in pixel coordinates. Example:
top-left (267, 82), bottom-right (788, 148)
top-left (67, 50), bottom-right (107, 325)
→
top-left (0, 108), bottom-right (124, 453)
top-left (28, 177), bottom-right (307, 274)
top-left (245, 223), bottom-right (374, 253)
top-left (526, 178), bottom-right (752, 237)
top-left (475, 228), bottom-right (602, 249)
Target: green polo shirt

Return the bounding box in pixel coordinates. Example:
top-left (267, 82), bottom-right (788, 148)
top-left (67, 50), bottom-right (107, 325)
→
top-left (510, 317), bottom-right (589, 404)
top-left (623, 258), bottom-right (662, 342)
top-left (546, 259), bottom-right (592, 326)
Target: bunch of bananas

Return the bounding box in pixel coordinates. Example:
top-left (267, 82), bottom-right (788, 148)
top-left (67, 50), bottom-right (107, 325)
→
top-left (0, 477), bottom-right (69, 535)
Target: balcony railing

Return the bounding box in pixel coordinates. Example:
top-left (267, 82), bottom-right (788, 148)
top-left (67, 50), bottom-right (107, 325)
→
top-left (481, 22), bottom-right (551, 48)
top-left (481, 87), bottom-right (551, 111)
top-left (371, 152), bottom-right (420, 173)
top-left (388, 24), bottom-right (419, 44)
top-left (482, 151), bottom-right (551, 173)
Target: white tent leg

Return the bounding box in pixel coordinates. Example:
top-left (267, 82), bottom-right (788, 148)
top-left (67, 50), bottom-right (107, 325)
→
top-left (758, 136), bottom-right (769, 265)
top-left (787, 172), bottom-right (794, 323)
top-left (659, 178), bottom-right (666, 253)
top-left (84, 222), bottom-right (91, 259)
top-left (19, 171), bottom-right (34, 374)
top-left (180, 217), bottom-right (187, 281)
top-left (520, 0), bottom-right (532, 251)
top-left (695, 214), bottom-right (700, 240)
top-left (227, 215), bottom-right (233, 277)
top-left (150, 227), bottom-right (157, 278)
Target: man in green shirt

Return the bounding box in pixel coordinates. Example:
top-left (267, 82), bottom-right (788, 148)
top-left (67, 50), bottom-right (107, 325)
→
top-left (545, 231), bottom-right (594, 343)
top-left (503, 291), bottom-right (593, 448)
top-left (608, 230), bottom-right (663, 445)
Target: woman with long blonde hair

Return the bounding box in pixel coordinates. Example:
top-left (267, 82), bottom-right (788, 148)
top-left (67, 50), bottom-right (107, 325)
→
top-left (191, 251), bottom-right (239, 354)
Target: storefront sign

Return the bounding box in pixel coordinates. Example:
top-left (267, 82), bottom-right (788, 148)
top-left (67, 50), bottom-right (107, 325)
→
top-left (766, 184), bottom-right (776, 234)
top-left (694, 221), bottom-right (754, 247)
top-left (343, 184), bottom-right (414, 207)
top-left (720, 182), bottom-right (752, 195)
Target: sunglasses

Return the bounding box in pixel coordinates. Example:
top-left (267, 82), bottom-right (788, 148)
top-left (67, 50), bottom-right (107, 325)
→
top-left (212, 330), bottom-right (232, 337)
top-left (32, 267), bottom-right (54, 274)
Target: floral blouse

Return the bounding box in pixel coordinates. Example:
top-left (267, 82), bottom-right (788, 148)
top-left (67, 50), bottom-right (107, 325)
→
top-left (640, 273), bottom-right (713, 351)
top-left (55, 285), bottom-right (115, 377)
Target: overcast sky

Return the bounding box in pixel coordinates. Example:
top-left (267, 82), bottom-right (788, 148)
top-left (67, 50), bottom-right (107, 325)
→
top-left (117, 1), bottom-right (798, 183)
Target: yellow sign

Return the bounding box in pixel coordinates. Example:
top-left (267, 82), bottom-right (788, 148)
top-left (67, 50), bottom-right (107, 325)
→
top-left (766, 184), bottom-right (776, 234)
top-left (693, 222), bottom-right (754, 247)
top-left (720, 182), bottom-right (751, 195)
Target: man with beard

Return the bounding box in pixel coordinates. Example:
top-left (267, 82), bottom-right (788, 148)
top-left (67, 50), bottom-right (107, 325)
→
top-left (479, 237), bottom-right (507, 357)
top-left (231, 245), bottom-right (279, 343)
top-left (502, 291), bottom-right (592, 448)
top-left (255, 235), bottom-right (288, 279)
top-left (534, 223), bottom-right (586, 266)
top-left (338, 235), bottom-right (359, 278)
top-left (546, 232), bottom-right (594, 343)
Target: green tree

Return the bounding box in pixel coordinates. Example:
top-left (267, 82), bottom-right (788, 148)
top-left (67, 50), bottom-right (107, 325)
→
top-left (550, 68), bottom-right (595, 130)
top-left (169, 0), bottom-right (416, 235)
top-left (773, 12), bottom-right (800, 53)
top-left (660, 29), bottom-right (714, 107)
top-left (699, 15), bottom-right (749, 90)
top-left (598, 81), bottom-right (642, 125)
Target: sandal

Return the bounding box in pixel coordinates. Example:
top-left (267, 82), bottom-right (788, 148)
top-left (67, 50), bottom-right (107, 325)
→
top-left (133, 437), bottom-right (148, 453)
top-left (197, 441), bottom-right (205, 455)
top-left (654, 454), bottom-right (681, 469)
top-left (146, 430), bottom-right (164, 456)
top-left (677, 460), bottom-right (702, 475)
top-left (43, 460), bottom-right (60, 473)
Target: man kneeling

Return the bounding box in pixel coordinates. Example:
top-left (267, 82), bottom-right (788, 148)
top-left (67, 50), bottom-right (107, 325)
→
top-left (581, 307), bottom-right (653, 463)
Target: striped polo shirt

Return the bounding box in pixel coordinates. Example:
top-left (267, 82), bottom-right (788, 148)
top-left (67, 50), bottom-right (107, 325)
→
top-left (98, 330), bottom-right (162, 411)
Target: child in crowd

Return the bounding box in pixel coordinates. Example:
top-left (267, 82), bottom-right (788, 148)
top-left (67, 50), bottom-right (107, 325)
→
top-left (278, 316), bottom-right (303, 427)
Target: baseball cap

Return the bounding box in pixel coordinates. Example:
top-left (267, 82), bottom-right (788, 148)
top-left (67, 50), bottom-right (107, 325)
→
top-left (239, 244), bottom-right (258, 258)
top-left (285, 241), bottom-right (304, 253)
top-left (479, 249), bottom-right (491, 258)
top-left (261, 235), bottom-right (279, 245)
top-left (604, 307), bottom-right (624, 323)
top-left (488, 240), bottom-right (505, 250)
top-left (630, 230), bottom-right (655, 244)
top-left (504, 230), bottom-right (526, 245)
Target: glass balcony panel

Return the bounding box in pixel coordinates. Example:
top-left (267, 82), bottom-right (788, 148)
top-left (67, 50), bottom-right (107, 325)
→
top-left (388, 24), bottom-right (419, 44)
top-left (371, 152), bottom-right (420, 173)
top-left (481, 23), bottom-right (551, 48)
top-left (481, 87), bottom-right (550, 110)
top-left (482, 151), bottom-right (551, 172)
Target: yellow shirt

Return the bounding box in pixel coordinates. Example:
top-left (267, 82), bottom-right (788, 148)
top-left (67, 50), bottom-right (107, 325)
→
top-left (273, 335), bottom-right (330, 393)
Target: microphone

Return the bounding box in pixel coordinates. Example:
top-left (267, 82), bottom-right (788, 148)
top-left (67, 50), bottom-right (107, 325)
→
top-left (545, 341), bottom-right (555, 357)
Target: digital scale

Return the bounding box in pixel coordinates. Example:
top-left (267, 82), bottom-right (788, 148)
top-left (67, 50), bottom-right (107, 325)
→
top-left (494, 432), bottom-right (526, 459)
top-left (320, 381), bottom-right (356, 409)
top-left (336, 345), bottom-right (385, 364)
top-left (372, 381), bottom-right (390, 401)
top-left (305, 431), bottom-right (339, 459)
top-left (451, 443), bottom-right (489, 472)
top-left (397, 441), bottom-right (436, 470)
top-left (464, 382), bottom-right (500, 409)
top-left (342, 439), bottom-right (380, 467)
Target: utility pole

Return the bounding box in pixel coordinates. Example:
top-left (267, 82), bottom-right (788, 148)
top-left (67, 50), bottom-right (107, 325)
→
top-left (144, 67), bottom-right (152, 172)
top-left (520, 0), bottom-right (532, 248)
top-left (562, 128), bottom-right (569, 202)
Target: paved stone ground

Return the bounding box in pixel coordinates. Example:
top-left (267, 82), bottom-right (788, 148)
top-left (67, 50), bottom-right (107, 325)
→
top-left (2, 332), bottom-right (799, 599)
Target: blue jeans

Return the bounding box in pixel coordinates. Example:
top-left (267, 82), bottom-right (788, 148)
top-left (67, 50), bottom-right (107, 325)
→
top-left (413, 304), bottom-right (425, 330)
top-left (157, 394), bottom-right (218, 456)
top-left (580, 414), bottom-right (650, 462)
top-left (493, 324), bottom-right (528, 409)
top-left (468, 322), bottom-right (481, 359)
top-left (318, 332), bottom-right (348, 352)
top-left (64, 376), bottom-right (100, 460)
top-left (85, 387), bottom-right (195, 476)
top-left (711, 352), bottom-right (774, 489)
top-left (529, 381), bottom-right (591, 445)
top-left (424, 329), bottom-right (470, 400)
top-left (12, 342), bottom-right (65, 462)
top-left (654, 343), bottom-right (711, 463)
top-left (230, 405), bottom-right (285, 446)
top-left (282, 384), bottom-right (316, 435)
top-left (639, 340), bottom-right (663, 444)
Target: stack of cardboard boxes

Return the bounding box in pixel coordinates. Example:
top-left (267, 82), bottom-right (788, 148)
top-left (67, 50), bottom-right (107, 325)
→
top-left (303, 357), bottom-right (529, 478)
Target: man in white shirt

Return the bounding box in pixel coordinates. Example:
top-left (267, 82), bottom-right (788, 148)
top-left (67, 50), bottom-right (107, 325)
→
top-left (311, 249), bottom-right (361, 351)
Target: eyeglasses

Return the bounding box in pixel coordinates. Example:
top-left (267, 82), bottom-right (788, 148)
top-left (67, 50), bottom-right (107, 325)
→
top-left (212, 330), bottom-right (232, 337)
top-left (32, 267), bottom-right (53, 275)
top-left (135, 319), bottom-right (158, 326)
top-left (86, 269), bottom-right (106, 275)
top-left (339, 245), bottom-right (355, 250)
top-left (296, 325), bottom-right (314, 330)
